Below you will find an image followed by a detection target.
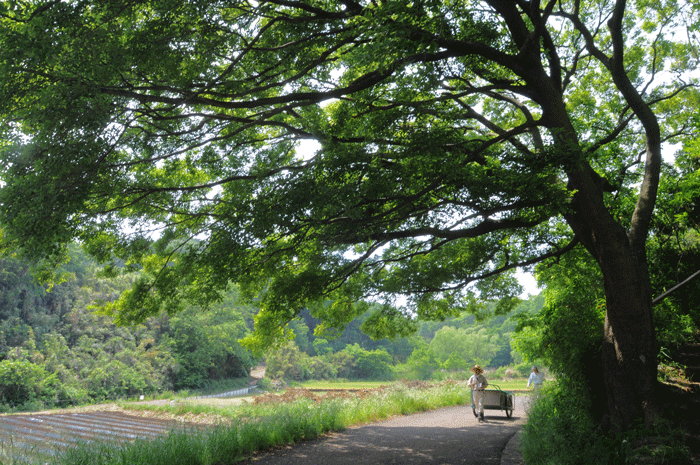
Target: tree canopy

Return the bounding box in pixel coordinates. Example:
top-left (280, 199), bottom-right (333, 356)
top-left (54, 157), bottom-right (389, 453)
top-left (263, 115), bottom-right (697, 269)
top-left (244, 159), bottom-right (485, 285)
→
top-left (1, 0), bottom-right (699, 431)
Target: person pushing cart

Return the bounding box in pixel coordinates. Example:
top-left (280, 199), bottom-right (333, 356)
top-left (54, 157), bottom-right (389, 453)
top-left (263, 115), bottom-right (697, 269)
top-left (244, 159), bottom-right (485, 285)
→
top-left (467, 365), bottom-right (488, 421)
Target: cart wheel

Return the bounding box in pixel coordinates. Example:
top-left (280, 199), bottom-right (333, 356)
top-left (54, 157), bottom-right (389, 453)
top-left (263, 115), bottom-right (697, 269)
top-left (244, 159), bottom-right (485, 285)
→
top-left (472, 405), bottom-right (478, 417)
top-left (505, 408), bottom-right (513, 418)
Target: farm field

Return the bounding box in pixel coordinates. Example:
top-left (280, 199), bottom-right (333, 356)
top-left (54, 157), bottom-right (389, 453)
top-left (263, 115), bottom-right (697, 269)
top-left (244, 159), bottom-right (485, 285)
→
top-left (476, 379), bottom-right (530, 392)
top-left (0, 378), bottom-right (534, 464)
top-left (299, 379), bottom-right (530, 392)
top-left (0, 408), bottom-right (207, 464)
top-left (299, 380), bottom-right (393, 390)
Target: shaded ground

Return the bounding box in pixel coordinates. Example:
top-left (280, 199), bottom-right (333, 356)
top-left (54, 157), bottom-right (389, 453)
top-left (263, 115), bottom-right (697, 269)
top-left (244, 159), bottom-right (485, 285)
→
top-left (240, 397), bottom-right (527, 465)
top-left (663, 383), bottom-right (700, 464)
top-left (662, 339), bottom-right (700, 464)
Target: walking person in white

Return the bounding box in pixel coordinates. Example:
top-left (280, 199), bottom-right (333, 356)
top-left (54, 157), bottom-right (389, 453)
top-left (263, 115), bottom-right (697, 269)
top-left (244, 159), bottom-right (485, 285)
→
top-left (526, 366), bottom-right (545, 410)
top-left (467, 365), bottom-right (488, 422)
top-left (527, 366), bottom-right (545, 390)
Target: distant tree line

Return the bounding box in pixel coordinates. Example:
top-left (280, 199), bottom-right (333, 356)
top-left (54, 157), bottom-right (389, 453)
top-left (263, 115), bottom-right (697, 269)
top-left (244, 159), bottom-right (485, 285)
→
top-left (0, 245), bottom-right (542, 410)
top-left (265, 299), bottom-right (542, 382)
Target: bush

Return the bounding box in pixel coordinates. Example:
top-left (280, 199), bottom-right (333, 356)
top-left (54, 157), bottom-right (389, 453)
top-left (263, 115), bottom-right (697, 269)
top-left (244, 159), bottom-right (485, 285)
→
top-left (341, 345), bottom-right (394, 380)
top-left (325, 350), bottom-right (357, 379)
top-left (0, 359), bottom-right (50, 406)
top-left (308, 357), bottom-right (337, 380)
top-left (395, 343), bottom-right (439, 380)
top-left (430, 369), bottom-right (469, 381)
top-left (653, 300), bottom-right (698, 357)
top-left (265, 342), bottom-right (312, 381)
top-left (493, 366), bottom-right (519, 379)
top-left (521, 380), bottom-right (608, 465)
top-left (521, 379), bottom-right (692, 465)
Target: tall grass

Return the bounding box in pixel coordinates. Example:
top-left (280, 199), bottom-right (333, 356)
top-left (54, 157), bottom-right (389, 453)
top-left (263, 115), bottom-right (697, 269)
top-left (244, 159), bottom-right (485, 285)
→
top-left (520, 380), bottom-right (611, 465)
top-left (521, 379), bottom-right (692, 465)
top-left (46, 381), bottom-right (470, 465)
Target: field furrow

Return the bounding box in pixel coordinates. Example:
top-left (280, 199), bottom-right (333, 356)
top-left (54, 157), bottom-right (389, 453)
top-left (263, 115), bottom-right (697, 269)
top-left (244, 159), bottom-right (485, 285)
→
top-left (0, 410), bottom-right (204, 462)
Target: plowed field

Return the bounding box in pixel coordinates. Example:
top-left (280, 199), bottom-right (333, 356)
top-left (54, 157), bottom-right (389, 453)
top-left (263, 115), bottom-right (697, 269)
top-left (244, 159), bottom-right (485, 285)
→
top-left (0, 410), bottom-right (205, 462)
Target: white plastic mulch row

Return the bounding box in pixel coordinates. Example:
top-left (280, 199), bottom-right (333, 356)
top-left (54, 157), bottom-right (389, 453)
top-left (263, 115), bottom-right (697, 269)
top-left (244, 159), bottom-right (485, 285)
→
top-left (0, 410), bottom-right (203, 461)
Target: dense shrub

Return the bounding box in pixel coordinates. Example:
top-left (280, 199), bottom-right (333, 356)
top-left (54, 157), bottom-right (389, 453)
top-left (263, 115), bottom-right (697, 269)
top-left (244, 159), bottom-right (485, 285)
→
top-left (493, 365), bottom-right (526, 379)
top-left (395, 342), bottom-right (439, 380)
top-left (341, 344), bottom-right (393, 380)
top-left (265, 342), bottom-right (313, 381)
top-left (0, 359), bottom-right (52, 406)
top-left (521, 380), bottom-right (611, 465)
top-left (308, 357), bottom-right (337, 379)
top-left (522, 379), bottom-right (692, 465)
top-left (324, 350), bottom-right (357, 379)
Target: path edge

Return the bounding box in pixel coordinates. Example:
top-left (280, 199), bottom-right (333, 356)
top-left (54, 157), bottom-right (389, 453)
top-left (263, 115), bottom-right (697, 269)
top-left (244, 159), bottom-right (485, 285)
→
top-left (500, 428), bottom-right (524, 465)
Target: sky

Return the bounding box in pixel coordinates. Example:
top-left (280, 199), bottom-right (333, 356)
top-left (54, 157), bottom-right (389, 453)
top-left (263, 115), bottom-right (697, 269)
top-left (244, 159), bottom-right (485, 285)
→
top-left (517, 271), bottom-right (540, 298)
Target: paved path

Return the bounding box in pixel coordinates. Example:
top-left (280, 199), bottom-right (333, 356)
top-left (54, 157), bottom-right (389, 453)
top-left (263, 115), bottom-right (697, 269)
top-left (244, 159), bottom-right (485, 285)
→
top-left (241, 397), bottom-right (527, 465)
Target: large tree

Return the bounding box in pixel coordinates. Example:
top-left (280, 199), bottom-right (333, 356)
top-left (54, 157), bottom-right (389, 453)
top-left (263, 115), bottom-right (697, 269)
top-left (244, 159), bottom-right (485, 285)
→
top-left (0, 0), bottom-right (697, 431)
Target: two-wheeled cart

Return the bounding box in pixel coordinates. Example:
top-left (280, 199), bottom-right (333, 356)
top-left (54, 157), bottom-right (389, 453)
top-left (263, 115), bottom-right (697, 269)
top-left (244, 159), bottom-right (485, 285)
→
top-left (470, 383), bottom-right (514, 418)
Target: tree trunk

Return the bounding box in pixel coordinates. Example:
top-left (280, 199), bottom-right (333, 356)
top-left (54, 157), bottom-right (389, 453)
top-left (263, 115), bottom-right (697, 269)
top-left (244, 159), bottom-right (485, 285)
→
top-left (563, 168), bottom-right (659, 432)
top-left (596, 222), bottom-right (659, 432)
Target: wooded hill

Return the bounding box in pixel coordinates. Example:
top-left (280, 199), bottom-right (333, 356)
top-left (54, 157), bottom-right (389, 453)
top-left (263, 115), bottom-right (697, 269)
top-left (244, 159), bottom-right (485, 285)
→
top-left (0, 245), bottom-right (255, 409)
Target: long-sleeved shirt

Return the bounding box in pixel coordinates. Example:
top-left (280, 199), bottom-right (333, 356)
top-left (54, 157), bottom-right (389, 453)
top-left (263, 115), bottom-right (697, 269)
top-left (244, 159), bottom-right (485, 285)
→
top-left (527, 371), bottom-right (545, 387)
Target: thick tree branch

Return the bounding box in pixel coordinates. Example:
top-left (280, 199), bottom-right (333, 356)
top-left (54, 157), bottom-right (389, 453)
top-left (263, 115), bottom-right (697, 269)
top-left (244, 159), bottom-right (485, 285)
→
top-left (365, 216), bottom-right (547, 243)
